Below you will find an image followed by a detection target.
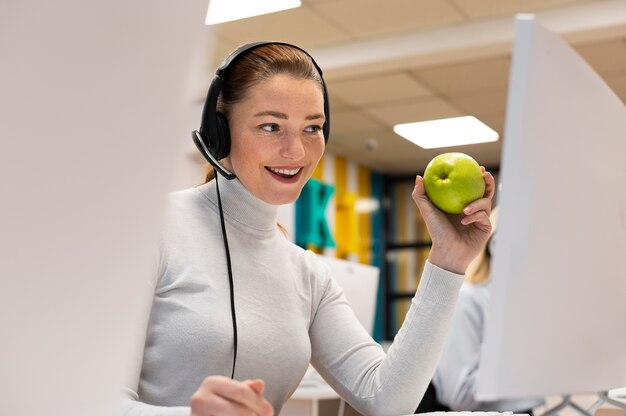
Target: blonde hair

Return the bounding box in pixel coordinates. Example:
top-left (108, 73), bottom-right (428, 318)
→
top-left (203, 166), bottom-right (217, 184)
top-left (465, 207), bottom-right (499, 285)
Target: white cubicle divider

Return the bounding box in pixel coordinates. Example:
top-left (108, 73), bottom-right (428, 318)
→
top-left (0, 2), bottom-right (209, 415)
top-left (478, 14), bottom-right (626, 403)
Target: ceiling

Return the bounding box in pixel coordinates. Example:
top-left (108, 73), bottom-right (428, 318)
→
top-left (193, 0), bottom-right (626, 175)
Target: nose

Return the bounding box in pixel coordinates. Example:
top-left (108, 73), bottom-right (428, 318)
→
top-left (280, 133), bottom-right (306, 160)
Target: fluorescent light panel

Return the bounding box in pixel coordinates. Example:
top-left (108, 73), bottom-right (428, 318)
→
top-left (393, 116), bottom-right (499, 149)
top-left (206, 0), bottom-right (301, 25)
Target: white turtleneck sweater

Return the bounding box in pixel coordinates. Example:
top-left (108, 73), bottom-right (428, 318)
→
top-left (122, 177), bottom-right (464, 416)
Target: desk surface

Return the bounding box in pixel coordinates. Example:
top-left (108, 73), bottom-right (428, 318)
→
top-left (289, 382), bottom-right (340, 400)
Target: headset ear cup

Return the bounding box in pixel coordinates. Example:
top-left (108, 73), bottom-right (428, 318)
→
top-left (215, 112), bottom-right (231, 160)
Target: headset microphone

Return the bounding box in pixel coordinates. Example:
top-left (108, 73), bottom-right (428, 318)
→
top-left (192, 130), bottom-right (236, 180)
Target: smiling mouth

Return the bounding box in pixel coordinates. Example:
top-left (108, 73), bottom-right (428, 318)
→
top-left (265, 166), bottom-right (302, 179)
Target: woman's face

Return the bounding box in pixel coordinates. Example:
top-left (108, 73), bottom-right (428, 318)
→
top-left (223, 74), bottom-right (326, 205)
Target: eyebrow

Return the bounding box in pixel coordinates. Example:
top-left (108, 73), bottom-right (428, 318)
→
top-left (253, 111), bottom-right (325, 121)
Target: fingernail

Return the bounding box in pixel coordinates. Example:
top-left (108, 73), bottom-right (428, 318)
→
top-left (464, 206), bottom-right (472, 214)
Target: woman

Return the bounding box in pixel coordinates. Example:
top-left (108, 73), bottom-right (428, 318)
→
top-left (432, 207), bottom-right (543, 413)
top-left (122, 42), bottom-right (495, 416)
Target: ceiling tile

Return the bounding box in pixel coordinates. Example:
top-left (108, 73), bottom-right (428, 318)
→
top-left (413, 56), bottom-right (511, 95)
top-left (209, 6), bottom-right (351, 50)
top-left (450, 0), bottom-right (589, 19)
top-left (603, 71), bottom-right (626, 104)
top-left (362, 97), bottom-right (464, 127)
top-left (326, 127), bottom-right (392, 160)
top-left (328, 129), bottom-right (427, 174)
top-left (328, 73), bottom-right (434, 106)
top-left (450, 90), bottom-right (509, 117)
top-left (327, 93), bottom-right (353, 112)
top-left (312, 0), bottom-right (465, 39)
top-left (479, 113), bottom-right (506, 136)
top-left (576, 39), bottom-right (626, 75)
top-left (330, 108), bottom-right (387, 137)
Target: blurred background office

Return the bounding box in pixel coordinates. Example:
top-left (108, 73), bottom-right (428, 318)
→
top-left (2, 1), bottom-right (625, 415)
top-left (176, 0), bottom-right (626, 349)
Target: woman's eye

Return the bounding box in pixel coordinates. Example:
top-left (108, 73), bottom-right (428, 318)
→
top-left (305, 125), bottom-right (322, 133)
top-left (261, 123), bottom-right (279, 132)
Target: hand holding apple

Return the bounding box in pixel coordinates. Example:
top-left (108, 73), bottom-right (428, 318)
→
top-left (423, 152), bottom-right (485, 214)
top-left (411, 154), bottom-right (494, 274)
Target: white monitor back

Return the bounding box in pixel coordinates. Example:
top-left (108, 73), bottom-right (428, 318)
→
top-left (317, 255), bottom-right (380, 335)
top-left (0, 1), bottom-right (208, 414)
top-left (477, 15), bottom-right (626, 400)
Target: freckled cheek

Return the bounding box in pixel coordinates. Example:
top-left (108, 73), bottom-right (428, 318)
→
top-left (303, 136), bottom-right (324, 152)
top-left (231, 138), bottom-right (274, 167)
top-left (307, 141), bottom-right (325, 163)
top-left (301, 142), bottom-right (324, 179)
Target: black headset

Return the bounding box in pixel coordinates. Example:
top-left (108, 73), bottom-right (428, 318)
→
top-left (192, 41), bottom-right (330, 180)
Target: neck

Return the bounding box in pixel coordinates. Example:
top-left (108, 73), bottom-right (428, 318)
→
top-left (199, 176), bottom-right (279, 234)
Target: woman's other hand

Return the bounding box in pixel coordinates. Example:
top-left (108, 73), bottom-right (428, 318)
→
top-left (411, 167), bottom-right (495, 274)
top-left (191, 376), bottom-right (274, 416)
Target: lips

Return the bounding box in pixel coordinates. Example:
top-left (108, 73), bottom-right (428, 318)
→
top-left (265, 166), bottom-right (302, 178)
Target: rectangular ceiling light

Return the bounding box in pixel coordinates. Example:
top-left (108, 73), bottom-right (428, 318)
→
top-left (393, 115), bottom-right (499, 149)
top-left (206, 0), bottom-right (301, 25)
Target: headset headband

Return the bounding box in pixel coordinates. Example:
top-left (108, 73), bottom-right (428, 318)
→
top-left (192, 41), bottom-right (330, 180)
top-left (199, 41), bottom-right (330, 145)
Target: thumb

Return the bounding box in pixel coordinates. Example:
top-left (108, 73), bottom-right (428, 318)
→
top-left (412, 176), bottom-right (434, 212)
top-left (412, 175), bottom-right (426, 197)
top-left (245, 379), bottom-right (265, 395)
top-left (412, 175), bottom-right (449, 225)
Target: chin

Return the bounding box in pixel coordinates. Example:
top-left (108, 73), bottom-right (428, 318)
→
top-left (262, 187), bottom-right (304, 206)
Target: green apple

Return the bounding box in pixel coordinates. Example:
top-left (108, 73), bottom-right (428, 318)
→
top-left (423, 152), bottom-right (485, 214)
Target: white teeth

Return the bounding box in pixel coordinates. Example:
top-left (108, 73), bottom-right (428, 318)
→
top-left (268, 167), bottom-right (301, 176)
